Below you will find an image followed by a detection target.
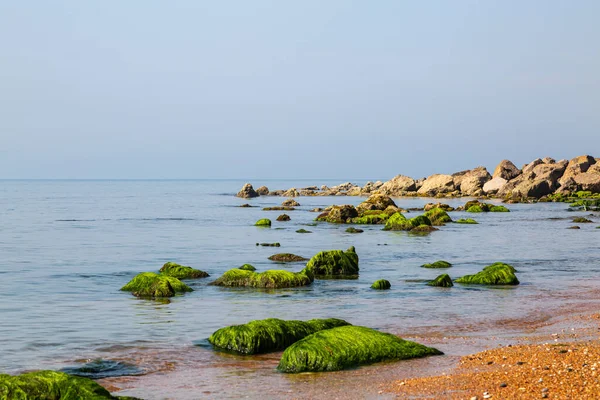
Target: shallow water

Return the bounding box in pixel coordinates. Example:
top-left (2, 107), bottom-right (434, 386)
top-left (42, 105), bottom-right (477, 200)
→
top-left (1, 180), bottom-right (600, 398)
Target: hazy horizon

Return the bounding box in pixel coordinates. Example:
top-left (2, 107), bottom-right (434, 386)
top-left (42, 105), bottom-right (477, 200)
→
top-left (1, 1), bottom-right (599, 179)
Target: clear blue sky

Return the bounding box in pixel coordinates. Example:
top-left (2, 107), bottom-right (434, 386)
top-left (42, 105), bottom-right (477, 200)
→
top-left (1, 1), bottom-right (599, 179)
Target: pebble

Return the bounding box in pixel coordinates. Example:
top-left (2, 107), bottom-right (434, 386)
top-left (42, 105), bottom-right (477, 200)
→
top-left (470, 397), bottom-right (478, 400)
top-left (542, 388), bottom-right (549, 393)
top-left (499, 382), bottom-right (507, 388)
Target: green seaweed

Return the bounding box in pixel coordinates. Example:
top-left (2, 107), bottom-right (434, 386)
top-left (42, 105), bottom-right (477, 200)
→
top-left (466, 205), bottom-right (484, 213)
top-left (305, 247), bottom-right (359, 276)
top-left (455, 218), bottom-right (478, 224)
top-left (268, 253), bottom-right (308, 262)
top-left (210, 268), bottom-right (314, 288)
top-left (455, 262), bottom-right (519, 285)
top-left (120, 272), bottom-right (193, 298)
top-left (371, 279), bottom-right (391, 290)
top-left (277, 326), bottom-right (443, 373)
top-left (490, 205), bottom-right (510, 212)
top-left (427, 274), bottom-right (453, 287)
top-left (238, 264), bottom-right (256, 271)
top-left (159, 262), bottom-right (209, 279)
top-left (0, 370), bottom-right (137, 400)
top-left (208, 318), bottom-right (350, 355)
top-left (351, 213), bottom-right (389, 225)
top-left (424, 208), bottom-right (452, 225)
top-left (421, 260), bottom-right (452, 268)
top-left (254, 218), bottom-right (272, 226)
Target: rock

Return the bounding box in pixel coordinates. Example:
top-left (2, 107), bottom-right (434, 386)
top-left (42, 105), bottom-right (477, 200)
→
top-left (256, 186), bottom-right (270, 195)
top-left (256, 242), bottom-right (280, 247)
top-left (454, 167), bottom-right (492, 195)
top-left (379, 175), bottom-right (417, 195)
top-left (483, 177), bottom-right (508, 194)
top-left (522, 158), bottom-right (544, 174)
top-left (255, 218), bottom-right (272, 227)
top-left (424, 202), bottom-right (454, 212)
top-left (573, 172), bottom-right (600, 192)
top-left (542, 157), bottom-right (556, 164)
top-left (263, 206), bottom-right (295, 211)
top-left (464, 201), bottom-right (510, 213)
top-left (417, 174), bottom-right (455, 196)
top-left (282, 199), bottom-right (300, 207)
top-left (310, 207), bottom-right (324, 212)
top-left (159, 262), bottom-right (209, 279)
top-left (568, 226), bottom-right (581, 229)
top-left (236, 183), bottom-right (259, 198)
top-left (371, 279), bottom-right (391, 290)
top-left (210, 268), bottom-right (314, 288)
top-left (421, 260), bottom-right (452, 268)
top-left (0, 370), bottom-right (131, 399)
top-left (208, 318), bottom-right (350, 355)
top-left (282, 188), bottom-right (300, 197)
top-left (427, 274), bottom-right (453, 287)
top-left (121, 272), bottom-right (193, 297)
top-left (383, 213), bottom-right (432, 231)
top-left (362, 181), bottom-right (384, 193)
top-left (269, 190), bottom-right (284, 196)
top-left (423, 208), bottom-right (452, 225)
top-left (572, 217), bottom-right (592, 223)
top-left (276, 214), bottom-right (291, 221)
top-left (455, 262), bottom-right (519, 285)
top-left (239, 264), bottom-right (256, 271)
top-left (559, 155), bottom-right (597, 187)
top-left (277, 325), bottom-right (443, 373)
top-left (455, 218), bottom-right (478, 224)
top-left (493, 160), bottom-right (521, 180)
top-left (356, 193), bottom-right (397, 212)
top-left (295, 229), bottom-right (312, 234)
top-left (60, 359), bottom-right (144, 379)
top-left (333, 182), bottom-right (357, 192)
top-left (345, 227), bottom-right (364, 233)
top-left (500, 178), bottom-right (553, 198)
top-left (268, 253), bottom-right (308, 262)
top-left (351, 210), bottom-right (393, 225)
top-left (239, 203), bottom-right (255, 208)
top-left (315, 205), bottom-right (358, 223)
top-left (305, 246), bottom-right (359, 276)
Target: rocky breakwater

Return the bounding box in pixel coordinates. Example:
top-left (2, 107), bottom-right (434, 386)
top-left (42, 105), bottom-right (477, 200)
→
top-left (236, 154), bottom-right (600, 200)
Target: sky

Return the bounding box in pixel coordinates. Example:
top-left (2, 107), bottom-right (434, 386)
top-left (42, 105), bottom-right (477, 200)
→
top-left (1, 1), bottom-right (599, 180)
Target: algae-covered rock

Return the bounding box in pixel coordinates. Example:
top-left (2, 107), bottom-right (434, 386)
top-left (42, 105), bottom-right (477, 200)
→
top-left (278, 326), bottom-right (443, 373)
top-left (423, 208), bottom-right (452, 225)
top-left (268, 253), bottom-right (308, 262)
top-left (0, 370), bottom-right (134, 399)
top-left (464, 201), bottom-right (510, 213)
top-left (305, 247), bottom-right (359, 276)
top-left (490, 205), bottom-right (510, 212)
top-left (295, 229), bottom-right (312, 234)
top-left (315, 205), bottom-right (358, 223)
top-left (371, 279), bottom-right (391, 290)
top-left (255, 218), bottom-right (271, 227)
top-left (351, 212), bottom-right (390, 225)
top-left (573, 217), bottom-right (593, 223)
top-left (159, 262), bottom-right (209, 279)
top-left (427, 274), bottom-right (453, 287)
top-left (421, 260), bottom-right (452, 268)
top-left (121, 272), bottom-right (193, 297)
top-left (455, 218), bottom-right (478, 224)
top-left (466, 205), bottom-right (484, 213)
top-left (383, 213), bottom-right (432, 232)
top-left (210, 268), bottom-right (314, 288)
top-left (345, 227), bottom-right (364, 233)
top-left (276, 214), bottom-right (291, 221)
top-left (239, 264), bottom-right (256, 271)
top-left (455, 262), bottom-right (519, 285)
top-left (208, 318), bottom-right (350, 355)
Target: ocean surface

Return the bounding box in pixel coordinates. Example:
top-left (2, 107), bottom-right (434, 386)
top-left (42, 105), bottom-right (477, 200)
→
top-left (1, 179), bottom-right (600, 399)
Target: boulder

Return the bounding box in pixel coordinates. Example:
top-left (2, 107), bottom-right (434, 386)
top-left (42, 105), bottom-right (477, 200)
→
top-left (423, 208), bottom-right (452, 225)
top-left (282, 199), bottom-right (300, 207)
top-left (121, 272), bottom-right (193, 298)
top-left (268, 253), bottom-right (308, 262)
top-left (383, 213), bottom-right (432, 231)
top-left (371, 279), bottom-right (391, 290)
top-left (559, 155), bottom-right (597, 187)
top-left (282, 188), bottom-right (300, 197)
top-left (276, 214), bottom-right (290, 221)
top-left (483, 176), bottom-right (507, 194)
top-left (424, 202), bottom-right (454, 212)
top-left (277, 326), bottom-right (443, 373)
top-left (421, 260), bottom-right (452, 268)
top-left (500, 178), bottom-right (553, 198)
top-left (427, 274), bottom-right (453, 287)
top-left (455, 218), bottom-right (478, 224)
top-left (456, 167), bottom-right (492, 195)
top-left (573, 172), bottom-right (600, 192)
top-left (159, 262), bottom-right (209, 279)
top-left (542, 157), bottom-right (556, 164)
top-left (417, 174), bottom-right (455, 196)
top-left (239, 264), bottom-right (256, 271)
top-left (315, 205), bottom-right (358, 223)
top-left (254, 218), bottom-right (272, 227)
top-left (455, 262), bottom-right (519, 285)
top-left (522, 158), bottom-right (544, 175)
top-left (210, 268), bottom-right (314, 288)
top-left (256, 186), bottom-right (270, 195)
top-left (208, 318), bottom-right (350, 355)
top-left (236, 183), bottom-right (259, 198)
top-left (356, 193), bottom-right (397, 212)
top-left (493, 160), bottom-right (520, 180)
top-left (305, 247), bottom-right (359, 276)
top-left (379, 175), bottom-right (417, 195)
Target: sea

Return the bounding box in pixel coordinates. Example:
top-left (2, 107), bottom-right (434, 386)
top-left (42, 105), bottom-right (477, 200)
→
top-left (1, 179), bottom-right (600, 399)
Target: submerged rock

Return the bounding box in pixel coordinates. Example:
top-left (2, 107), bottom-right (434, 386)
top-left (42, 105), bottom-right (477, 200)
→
top-left (455, 218), bottom-right (478, 224)
top-left (256, 242), bottom-right (280, 247)
top-left (421, 260), bottom-right (452, 268)
top-left (345, 227), bottom-right (364, 233)
top-left (277, 326), bottom-right (443, 373)
top-left (0, 370), bottom-right (135, 400)
top-left (455, 262), bottom-right (519, 285)
top-left (208, 318), bottom-right (350, 355)
top-left (464, 201), bottom-right (510, 213)
top-left (159, 262), bottom-right (209, 279)
top-left (424, 202), bottom-right (454, 212)
top-left (427, 274), bottom-right (453, 287)
top-left (121, 272), bottom-right (193, 298)
top-left (263, 206), bottom-right (295, 211)
top-left (254, 218), bottom-right (272, 227)
top-left (236, 183), bottom-right (259, 198)
top-left (276, 214), bottom-right (291, 221)
top-left (61, 359), bottom-right (144, 379)
top-left (282, 199), bottom-right (300, 207)
top-left (572, 217), bottom-right (593, 223)
top-left (210, 268), bottom-right (314, 288)
top-left (268, 253), bottom-right (308, 262)
top-left (295, 229), bottom-right (312, 234)
top-left (371, 279), bottom-right (391, 290)
top-left (305, 246), bottom-right (359, 277)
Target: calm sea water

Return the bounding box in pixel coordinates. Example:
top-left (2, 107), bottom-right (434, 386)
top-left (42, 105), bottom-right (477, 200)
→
top-left (1, 180), bottom-right (600, 398)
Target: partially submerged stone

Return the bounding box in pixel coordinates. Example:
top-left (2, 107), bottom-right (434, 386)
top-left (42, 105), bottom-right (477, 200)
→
top-left (239, 264), bottom-right (256, 271)
top-left (345, 227), bottom-right (364, 233)
top-left (121, 272), bottom-right (193, 297)
top-left (305, 247), bottom-right (359, 277)
top-left (276, 214), bottom-right (291, 221)
top-left (256, 242), bottom-right (280, 247)
top-left (427, 274), bottom-right (453, 287)
top-left (282, 199), bottom-right (300, 207)
top-left (268, 253), bottom-right (308, 262)
top-left (208, 318), bottom-right (350, 355)
top-left (465, 201), bottom-right (510, 213)
top-left (371, 279), bottom-right (391, 290)
top-left (236, 183), bottom-right (259, 198)
top-left (573, 217), bottom-right (593, 223)
top-left (315, 205), bottom-right (358, 223)
top-left (455, 218), bottom-right (478, 224)
top-left (423, 208), bottom-right (452, 225)
top-left (295, 229), bottom-right (312, 233)
top-left (0, 370), bottom-right (134, 399)
top-left (210, 268), bottom-right (314, 288)
top-left (383, 213), bottom-right (433, 232)
top-left (356, 193), bottom-right (397, 213)
top-left (421, 260), bottom-right (452, 268)
top-left (455, 262), bottom-right (519, 285)
top-left (159, 262), bottom-right (209, 279)
top-left (278, 326), bottom-right (443, 373)
top-left (254, 218), bottom-right (271, 227)
top-left (263, 206), bottom-right (295, 211)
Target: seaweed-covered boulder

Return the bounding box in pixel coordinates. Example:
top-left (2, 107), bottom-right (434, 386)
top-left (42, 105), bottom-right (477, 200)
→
top-left (423, 208), bottom-right (452, 225)
top-left (455, 262), bottom-right (519, 285)
top-left (282, 199), bottom-right (300, 207)
top-left (236, 183), bottom-right (259, 198)
top-left (305, 247), bottom-right (359, 276)
top-left (351, 211), bottom-right (390, 225)
top-left (345, 227), bottom-right (364, 233)
top-left (0, 370), bottom-right (135, 399)
top-left (268, 253), bottom-right (308, 262)
top-left (371, 279), bottom-right (391, 290)
top-left (383, 213), bottom-right (432, 231)
top-left (121, 272), bottom-right (193, 298)
top-left (356, 194), bottom-right (397, 213)
top-left (239, 264), bottom-right (256, 271)
top-left (276, 214), bottom-right (291, 221)
top-left (208, 318), bottom-right (350, 355)
top-left (159, 262), bottom-right (209, 279)
top-left (210, 268), bottom-right (314, 288)
top-left (455, 218), bottom-right (478, 224)
top-left (464, 201), bottom-right (510, 213)
top-left (490, 205), bottom-right (510, 212)
top-left (427, 274), bottom-right (453, 287)
top-left (255, 218), bottom-right (272, 226)
top-left (278, 326), bottom-right (443, 373)
top-left (421, 260), bottom-right (452, 268)
top-left (316, 205), bottom-right (358, 223)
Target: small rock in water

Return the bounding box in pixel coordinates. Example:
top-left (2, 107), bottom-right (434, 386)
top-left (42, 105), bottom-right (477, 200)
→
top-left (256, 243), bottom-right (281, 247)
